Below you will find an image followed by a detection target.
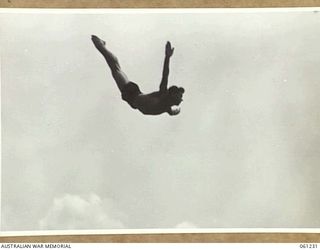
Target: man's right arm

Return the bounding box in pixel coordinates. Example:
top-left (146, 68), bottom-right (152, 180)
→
top-left (159, 41), bottom-right (174, 92)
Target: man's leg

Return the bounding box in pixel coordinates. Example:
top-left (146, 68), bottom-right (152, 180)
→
top-left (91, 35), bottom-right (129, 91)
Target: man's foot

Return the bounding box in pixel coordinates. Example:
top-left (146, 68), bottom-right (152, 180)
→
top-left (91, 35), bottom-right (106, 50)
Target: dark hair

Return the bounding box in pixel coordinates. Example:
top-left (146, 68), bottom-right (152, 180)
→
top-left (168, 86), bottom-right (185, 95)
top-left (168, 85), bottom-right (184, 105)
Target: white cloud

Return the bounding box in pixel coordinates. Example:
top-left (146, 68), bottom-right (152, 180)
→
top-left (175, 221), bottom-right (197, 228)
top-left (39, 193), bottom-right (125, 230)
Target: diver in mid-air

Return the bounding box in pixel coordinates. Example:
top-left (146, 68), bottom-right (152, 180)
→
top-left (91, 35), bottom-right (185, 116)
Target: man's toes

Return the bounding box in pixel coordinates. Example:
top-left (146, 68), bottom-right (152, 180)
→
top-left (91, 35), bottom-right (99, 41)
top-left (91, 35), bottom-right (105, 45)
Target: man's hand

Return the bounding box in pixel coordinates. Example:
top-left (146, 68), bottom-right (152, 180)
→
top-left (168, 106), bottom-right (180, 116)
top-left (165, 41), bottom-right (174, 57)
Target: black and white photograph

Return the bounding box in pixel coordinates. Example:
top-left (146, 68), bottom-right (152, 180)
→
top-left (1, 8), bottom-right (320, 233)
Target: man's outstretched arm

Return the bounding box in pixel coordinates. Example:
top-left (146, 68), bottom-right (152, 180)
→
top-left (160, 41), bottom-right (174, 92)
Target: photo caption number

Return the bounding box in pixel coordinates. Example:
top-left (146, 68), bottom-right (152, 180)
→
top-left (300, 244), bottom-right (318, 249)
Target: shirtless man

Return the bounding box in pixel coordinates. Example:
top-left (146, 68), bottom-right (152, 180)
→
top-left (91, 35), bottom-right (185, 116)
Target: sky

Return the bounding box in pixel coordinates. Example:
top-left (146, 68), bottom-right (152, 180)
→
top-left (1, 9), bottom-right (320, 231)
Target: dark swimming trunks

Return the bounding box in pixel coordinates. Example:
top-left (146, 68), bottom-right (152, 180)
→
top-left (121, 82), bottom-right (142, 109)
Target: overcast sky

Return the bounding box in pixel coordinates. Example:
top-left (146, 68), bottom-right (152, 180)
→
top-left (1, 9), bottom-right (320, 231)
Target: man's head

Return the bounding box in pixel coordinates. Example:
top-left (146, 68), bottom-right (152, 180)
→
top-left (168, 86), bottom-right (185, 105)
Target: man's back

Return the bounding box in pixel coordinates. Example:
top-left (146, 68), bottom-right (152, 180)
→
top-left (132, 91), bottom-right (170, 115)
